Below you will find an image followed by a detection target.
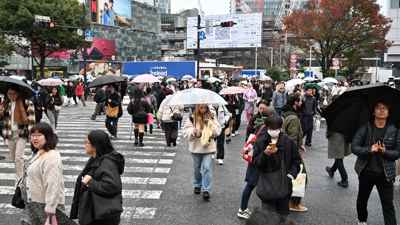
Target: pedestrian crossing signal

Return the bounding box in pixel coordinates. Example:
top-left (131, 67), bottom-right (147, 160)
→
top-left (220, 21), bottom-right (236, 27)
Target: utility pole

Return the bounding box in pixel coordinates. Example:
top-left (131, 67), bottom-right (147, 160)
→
top-left (255, 47), bottom-right (258, 77)
top-left (196, 14), bottom-right (201, 79)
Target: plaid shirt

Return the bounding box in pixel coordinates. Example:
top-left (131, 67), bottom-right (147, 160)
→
top-left (2, 100), bottom-right (36, 140)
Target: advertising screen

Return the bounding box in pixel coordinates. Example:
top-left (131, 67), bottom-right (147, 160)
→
top-left (95, 0), bottom-right (132, 27)
top-left (187, 13), bottom-right (262, 49)
top-left (123, 61), bottom-right (197, 79)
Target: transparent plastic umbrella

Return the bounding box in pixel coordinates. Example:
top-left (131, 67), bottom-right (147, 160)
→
top-left (165, 88), bottom-right (227, 106)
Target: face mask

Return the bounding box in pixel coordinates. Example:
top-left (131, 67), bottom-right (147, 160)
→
top-left (267, 129), bottom-right (280, 138)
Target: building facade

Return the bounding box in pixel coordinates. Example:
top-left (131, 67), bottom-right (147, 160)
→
top-left (385, 0), bottom-right (400, 76)
top-left (156, 0), bottom-right (171, 14)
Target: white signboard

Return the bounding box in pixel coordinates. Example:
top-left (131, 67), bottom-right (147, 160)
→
top-left (186, 13), bottom-right (262, 49)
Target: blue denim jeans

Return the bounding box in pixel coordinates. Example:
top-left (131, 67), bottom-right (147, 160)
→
top-left (192, 153), bottom-right (213, 192)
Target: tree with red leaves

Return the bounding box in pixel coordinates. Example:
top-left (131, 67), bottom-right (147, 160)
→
top-left (283, 0), bottom-right (391, 77)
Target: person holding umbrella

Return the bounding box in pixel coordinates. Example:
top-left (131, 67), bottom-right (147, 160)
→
top-left (45, 87), bottom-right (63, 130)
top-left (352, 101), bottom-right (400, 225)
top-left (183, 104), bottom-right (221, 201)
top-left (0, 85), bottom-right (36, 182)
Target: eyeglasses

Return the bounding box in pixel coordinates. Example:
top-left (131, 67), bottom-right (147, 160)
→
top-left (30, 134), bottom-right (44, 139)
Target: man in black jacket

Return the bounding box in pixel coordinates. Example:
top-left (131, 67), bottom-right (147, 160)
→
top-left (352, 102), bottom-right (400, 225)
top-left (91, 87), bottom-right (107, 120)
top-left (301, 87), bottom-right (317, 147)
top-left (253, 115), bottom-right (301, 223)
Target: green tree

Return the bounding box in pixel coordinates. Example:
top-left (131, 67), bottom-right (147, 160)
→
top-left (284, 0), bottom-right (391, 77)
top-left (0, 0), bottom-right (88, 78)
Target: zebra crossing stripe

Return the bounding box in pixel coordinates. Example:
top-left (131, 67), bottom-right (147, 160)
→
top-left (0, 204), bottom-right (156, 219)
top-left (0, 186), bottom-right (163, 199)
top-left (0, 148), bottom-right (176, 157)
top-left (0, 173), bottom-right (167, 185)
top-left (0, 162), bottom-right (171, 174)
top-left (58, 156), bottom-right (174, 164)
top-left (0, 143), bottom-right (178, 150)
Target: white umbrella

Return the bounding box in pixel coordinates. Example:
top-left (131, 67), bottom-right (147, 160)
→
top-left (286, 78), bottom-right (305, 89)
top-left (9, 75), bottom-right (26, 81)
top-left (208, 77), bottom-right (222, 83)
top-left (38, 78), bottom-right (63, 86)
top-left (131, 74), bottom-right (160, 83)
top-left (166, 77), bottom-right (177, 83)
top-left (165, 88), bottom-right (227, 106)
top-left (259, 75), bottom-right (272, 81)
top-left (322, 77), bottom-right (339, 84)
top-left (181, 75), bottom-right (194, 81)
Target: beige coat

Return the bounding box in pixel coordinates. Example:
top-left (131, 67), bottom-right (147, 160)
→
top-left (183, 116), bottom-right (221, 154)
top-left (26, 149), bottom-right (65, 214)
top-left (157, 96), bottom-right (184, 122)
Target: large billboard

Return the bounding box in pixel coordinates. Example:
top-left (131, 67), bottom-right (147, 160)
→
top-left (186, 13), bottom-right (262, 49)
top-left (91, 0), bottom-right (132, 27)
top-left (123, 61), bottom-right (197, 79)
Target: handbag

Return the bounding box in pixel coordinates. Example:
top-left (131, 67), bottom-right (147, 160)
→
top-left (11, 178), bottom-right (25, 209)
top-left (256, 155), bottom-right (290, 201)
top-left (106, 105), bottom-right (119, 118)
top-left (292, 164), bottom-right (306, 198)
top-left (91, 191), bottom-right (123, 220)
top-left (147, 113), bottom-right (154, 125)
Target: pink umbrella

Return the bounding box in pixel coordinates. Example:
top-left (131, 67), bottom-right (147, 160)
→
top-left (131, 74), bottom-right (160, 83)
top-left (219, 86), bottom-right (246, 95)
top-left (38, 78), bottom-right (63, 87)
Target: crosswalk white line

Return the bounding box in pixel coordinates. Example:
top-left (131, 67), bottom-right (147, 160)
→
top-left (0, 186), bottom-right (163, 199)
top-left (57, 156), bottom-right (173, 165)
top-left (0, 204), bottom-right (157, 219)
top-left (0, 149), bottom-right (176, 157)
top-left (0, 173), bottom-right (167, 185)
top-left (0, 162), bottom-right (171, 174)
top-left (0, 143), bottom-right (178, 150)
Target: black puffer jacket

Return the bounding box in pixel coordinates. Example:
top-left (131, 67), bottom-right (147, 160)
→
top-left (352, 123), bottom-right (400, 182)
top-left (70, 151), bottom-right (125, 225)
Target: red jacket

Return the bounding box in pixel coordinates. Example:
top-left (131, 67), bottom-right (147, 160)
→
top-left (75, 84), bottom-right (84, 97)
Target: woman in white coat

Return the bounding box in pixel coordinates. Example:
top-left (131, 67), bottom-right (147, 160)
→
top-left (183, 104), bottom-right (221, 201)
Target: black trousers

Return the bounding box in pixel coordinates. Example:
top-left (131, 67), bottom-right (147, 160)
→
top-left (163, 122), bottom-right (178, 145)
top-left (88, 215), bottom-right (121, 225)
top-left (216, 128), bottom-right (226, 159)
top-left (357, 171), bottom-right (397, 225)
top-left (302, 115), bottom-right (314, 145)
top-left (233, 112), bottom-right (241, 133)
top-left (331, 158), bottom-right (348, 182)
top-left (105, 117), bottom-right (118, 136)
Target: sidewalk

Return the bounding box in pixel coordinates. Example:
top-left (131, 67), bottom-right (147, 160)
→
top-left (138, 127), bottom-right (400, 225)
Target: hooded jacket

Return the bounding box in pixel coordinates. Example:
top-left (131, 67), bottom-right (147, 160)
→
top-left (70, 151), bottom-right (125, 225)
top-left (282, 107), bottom-right (303, 148)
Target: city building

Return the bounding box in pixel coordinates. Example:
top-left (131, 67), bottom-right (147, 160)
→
top-left (384, 0), bottom-right (400, 76)
top-left (160, 9), bottom-right (198, 58)
top-left (157, 0), bottom-right (172, 14)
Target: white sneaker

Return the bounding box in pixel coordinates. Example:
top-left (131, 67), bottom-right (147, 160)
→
top-left (211, 154), bottom-right (215, 159)
top-left (235, 131), bottom-right (240, 135)
top-left (358, 222), bottom-right (367, 225)
top-left (232, 133), bottom-right (236, 137)
top-left (237, 208), bottom-right (251, 219)
top-left (217, 159), bottom-right (224, 165)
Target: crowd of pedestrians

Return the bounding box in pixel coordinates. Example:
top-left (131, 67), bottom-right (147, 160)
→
top-left (0, 74), bottom-right (399, 225)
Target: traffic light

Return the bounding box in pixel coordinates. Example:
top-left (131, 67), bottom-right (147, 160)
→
top-left (220, 21), bottom-right (236, 27)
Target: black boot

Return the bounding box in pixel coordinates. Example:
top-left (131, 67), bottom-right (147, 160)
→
top-left (139, 132), bottom-right (144, 147)
top-left (134, 129), bottom-right (139, 146)
top-left (149, 125), bottom-right (153, 134)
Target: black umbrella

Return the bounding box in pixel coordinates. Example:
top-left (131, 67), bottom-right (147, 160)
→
top-left (322, 84), bottom-right (400, 142)
top-left (88, 75), bottom-right (126, 88)
top-left (0, 76), bottom-right (34, 98)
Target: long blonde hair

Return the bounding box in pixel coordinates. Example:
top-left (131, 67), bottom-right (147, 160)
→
top-left (193, 104), bottom-right (212, 129)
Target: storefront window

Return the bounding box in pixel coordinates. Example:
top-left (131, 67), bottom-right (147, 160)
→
top-left (391, 0), bottom-right (400, 8)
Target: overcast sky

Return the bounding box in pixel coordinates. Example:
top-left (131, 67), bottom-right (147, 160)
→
top-left (171, 0), bottom-right (388, 15)
top-left (171, 0), bottom-right (230, 15)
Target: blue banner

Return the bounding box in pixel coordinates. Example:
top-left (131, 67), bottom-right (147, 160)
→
top-left (240, 69), bottom-right (265, 78)
top-left (123, 61), bottom-right (197, 79)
